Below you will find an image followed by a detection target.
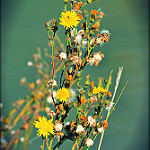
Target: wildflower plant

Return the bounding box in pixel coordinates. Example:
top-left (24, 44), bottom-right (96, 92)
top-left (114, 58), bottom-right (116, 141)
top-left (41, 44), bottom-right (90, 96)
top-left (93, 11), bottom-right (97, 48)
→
top-left (1, 0), bottom-right (128, 150)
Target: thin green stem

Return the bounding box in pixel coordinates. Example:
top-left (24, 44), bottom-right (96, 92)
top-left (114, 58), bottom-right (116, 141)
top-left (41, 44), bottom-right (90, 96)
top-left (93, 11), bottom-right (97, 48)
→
top-left (51, 37), bottom-right (55, 101)
top-left (84, 98), bottom-right (90, 115)
top-left (106, 81), bottom-right (128, 121)
top-left (42, 139), bottom-right (45, 150)
top-left (81, 2), bottom-right (87, 8)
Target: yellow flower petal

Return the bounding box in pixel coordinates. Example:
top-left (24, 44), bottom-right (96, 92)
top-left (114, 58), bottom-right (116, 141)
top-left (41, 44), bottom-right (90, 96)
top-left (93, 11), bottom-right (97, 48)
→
top-left (56, 87), bottom-right (70, 103)
top-left (33, 116), bottom-right (54, 138)
top-left (59, 11), bottom-right (80, 29)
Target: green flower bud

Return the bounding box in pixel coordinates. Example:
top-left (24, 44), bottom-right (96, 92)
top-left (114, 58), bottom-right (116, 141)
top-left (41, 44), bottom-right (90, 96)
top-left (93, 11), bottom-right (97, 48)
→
top-left (87, 90), bottom-right (93, 98)
top-left (77, 106), bottom-right (82, 111)
top-left (84, 75), bottom-right (90, 86)
top-left (73, 102), bottom-right (78, 108)
top-left (87, 0), bottom-right (96, 4)
top-left (105, 98), bottom-right (110, 105)
top-left (82, 9), bottom-right (89, 18)
top-left (97, 122), bottom-right (102, 128)
top-left (63, 0), bottom-right (69, 3)
top-left (90, 28), bottom-right (95, 35)
top-left (98, 77), bottom-right (103, 87)
top-left (77, 72), bottom-right (82, 80)
top-left (61, 110), bottom-right (66, 115)
top-left (90, 16), bottom-right (95, 22)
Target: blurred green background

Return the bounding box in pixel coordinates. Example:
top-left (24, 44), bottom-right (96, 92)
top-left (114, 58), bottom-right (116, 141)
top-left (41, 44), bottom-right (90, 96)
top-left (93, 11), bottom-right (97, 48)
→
top-left (1, 0), bottom-right (149, 150)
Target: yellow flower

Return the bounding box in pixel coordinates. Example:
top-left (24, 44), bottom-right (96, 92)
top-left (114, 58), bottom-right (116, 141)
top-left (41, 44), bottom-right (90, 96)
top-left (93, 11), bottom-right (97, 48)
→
top-left (93, 86), bottom-right (107, 94)
top-left (93, 87), bottom-right (99, 94)
top-left (33, 116), bottom-right (54, 138)
top-left (56, 87), bottom-right (70, 103)
top-left (97, 86), bottom-right (107, 93)
top-left (59, 11), bottom-right (80, 29)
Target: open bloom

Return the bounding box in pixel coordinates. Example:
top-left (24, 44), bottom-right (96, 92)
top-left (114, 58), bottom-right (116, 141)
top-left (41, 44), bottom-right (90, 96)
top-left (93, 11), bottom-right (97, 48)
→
top-left (33, 116), bottom-right (54, 138)
top-left (56, 87), bottom-right (71, 103)
top-left (93, 86), bottom-right (107, 94)
top-left (59, 11), bottom-right (80, 29)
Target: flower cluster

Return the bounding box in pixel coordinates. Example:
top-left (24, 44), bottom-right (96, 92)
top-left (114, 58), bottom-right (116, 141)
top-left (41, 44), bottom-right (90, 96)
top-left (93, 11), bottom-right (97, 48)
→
top-left (1, 1), bottom-right (127, 150)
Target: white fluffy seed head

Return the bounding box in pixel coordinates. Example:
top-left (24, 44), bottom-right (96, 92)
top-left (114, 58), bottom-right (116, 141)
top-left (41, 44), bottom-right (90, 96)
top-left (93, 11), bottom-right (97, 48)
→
top-left (88, 116), bottom-right (96, 127)
top-left (27, 61), bottom-right (33, 66)
top-left (93, 53), bottom-right (102, 61)
top-left (59, 52), bottom-right (67, 60)
top-left (69, 88), bottom-right (76, 102)
top-left (97, 127), bottom-right (104, 133)
top-left (55, 123), bottom-right (63, 131)
top-left (20, 137), bottom-right (25, 142)
top-left (85, 138), bottom-right (94, 147)
top-left (75, 34), bottom-right (82, 45)
top-left (106, 102), bottom-right (115, 110)
top-left (76, 125), bottom-right (84, 134)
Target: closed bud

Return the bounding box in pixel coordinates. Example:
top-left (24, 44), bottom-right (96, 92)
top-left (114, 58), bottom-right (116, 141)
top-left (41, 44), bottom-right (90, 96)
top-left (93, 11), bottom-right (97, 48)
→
top-left (98, 77), bottom-right (103, 87)
top-left (82, 9), bottom-right (89, 18)
top-left (87, 90), bottom-right (93, 98)
top-left (105, 98), bottom-right (110, 104)
top-left (63, 0), bottom-right (69, 3)
top-left (45, 21), bottom-right (51, 30)
top-left (51, 18), bottom-right (58, 37)
top-left (84, 75), bottom-right (90, 86)
top-left (87, 0), bottom-right (96, 4)
top-left (97, 122), bottom-right (102, 128)
top-left (77, 71), bottom-right (82, 80)
top-left (90, 16), bottom-right (95, 22)
top-left (90, 28), bottom-right (95, 35)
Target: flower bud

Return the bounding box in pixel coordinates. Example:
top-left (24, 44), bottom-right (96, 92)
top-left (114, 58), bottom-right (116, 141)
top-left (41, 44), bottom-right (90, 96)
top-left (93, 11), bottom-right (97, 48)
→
top-left (87, 90), bottom-right (93, 98)
top-left (90, 16), bottom-right (95, 22)
top-left (84, 75), bottom-right (90, 86)
top-left (82, 9), bottom-right (89, 18)
top-left (87, 0), bottom-right (96, 4)
top-left (63, 0), bottom-right (69, 3)
top-left (51, 18), bottom-right (58, 37)
top-left (45, 21), bottom-right (51, 30)
top-left (105, 98), bottom-right (110, 104)
top-left (98, 77), bottom-right (103, 87)
top-left (90, 28), bottom-right (95, 35)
